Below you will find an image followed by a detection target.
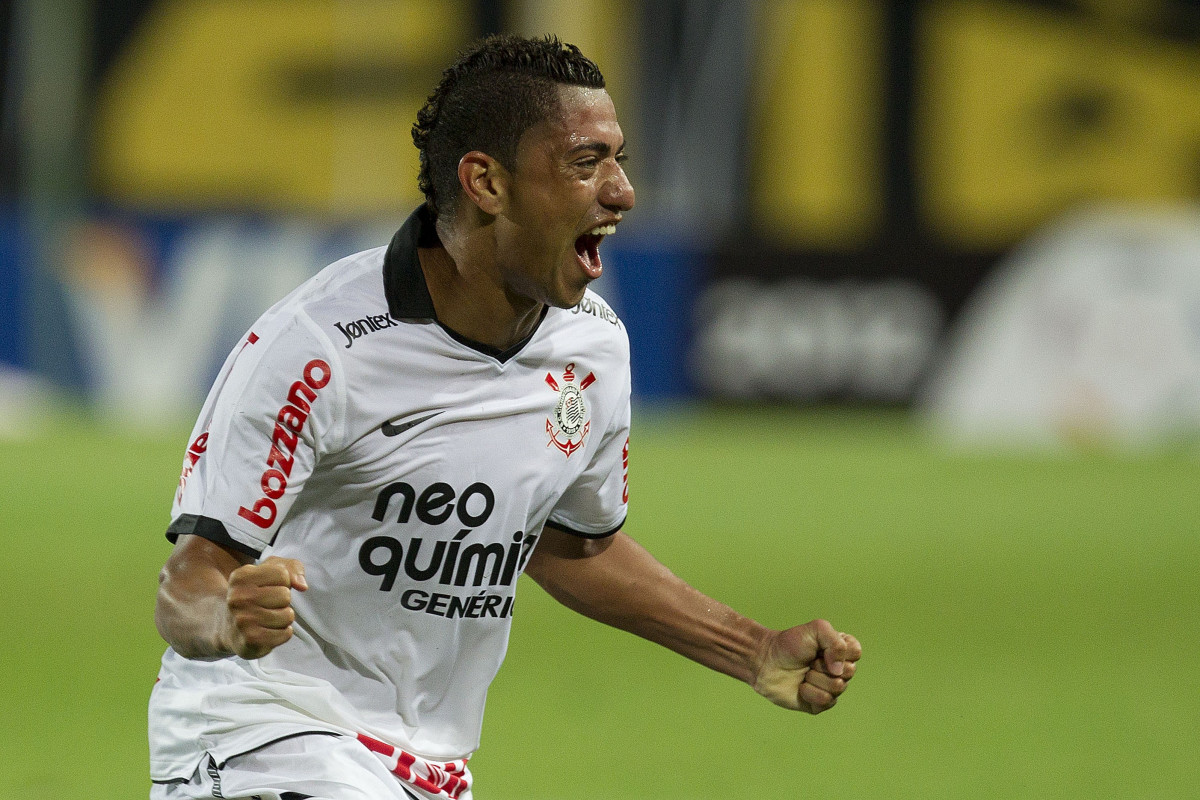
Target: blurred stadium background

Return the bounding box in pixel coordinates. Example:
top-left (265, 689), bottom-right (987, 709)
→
top-left (1, 1), bottom-right (1198, 798)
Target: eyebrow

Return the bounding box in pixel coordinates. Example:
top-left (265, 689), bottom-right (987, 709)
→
top-left (565, 140), bottom-right (624, 157)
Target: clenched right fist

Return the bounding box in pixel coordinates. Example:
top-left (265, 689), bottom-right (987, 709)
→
top-left (223, 556), bottom-right (308, 659)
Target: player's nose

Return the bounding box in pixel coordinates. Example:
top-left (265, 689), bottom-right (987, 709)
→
top-left (600, 164), bottom-right (635, 212)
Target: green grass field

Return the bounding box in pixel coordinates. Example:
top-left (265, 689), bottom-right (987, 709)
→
top-left (2, 407), bottom-right (1196, 799)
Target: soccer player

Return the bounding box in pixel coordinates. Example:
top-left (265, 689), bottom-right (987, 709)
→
top-left (149, 34), bottom-right (861, 800)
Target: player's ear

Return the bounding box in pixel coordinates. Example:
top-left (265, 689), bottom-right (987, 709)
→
top-left (458, 151), bottom-right (507, 216)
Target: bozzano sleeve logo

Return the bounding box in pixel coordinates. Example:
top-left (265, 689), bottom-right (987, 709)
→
top-left (237, 358), bottom-right (332, 529)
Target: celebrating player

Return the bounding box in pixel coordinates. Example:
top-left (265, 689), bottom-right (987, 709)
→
top-left (149, 34), bottom-right (861, 800)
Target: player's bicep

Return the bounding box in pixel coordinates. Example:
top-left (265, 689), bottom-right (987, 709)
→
top-left (533, 524), bottom-right (615, 561)
top-left (524, 525), bottom-right (616, 595)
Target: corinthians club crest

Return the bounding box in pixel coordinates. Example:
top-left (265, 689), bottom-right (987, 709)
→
top-left (545, 363), bottom-right (596, 457)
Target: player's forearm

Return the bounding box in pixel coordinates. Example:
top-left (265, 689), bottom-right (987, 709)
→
top-left (527, 531), bottom-right (772, 685)
top-left (155, 536), bottom-right (247, 659)
top-left (156, 564), bottom-right (237, 659)
top-left (606, 573), bottom-right (772, 686)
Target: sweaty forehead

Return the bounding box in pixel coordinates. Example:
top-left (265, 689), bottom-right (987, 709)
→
top-left (526, 86), bottom-right (623, 155)
top-left (553, 84), bottom-right (616, 120)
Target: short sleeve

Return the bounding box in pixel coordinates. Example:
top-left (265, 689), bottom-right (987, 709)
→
top-left (545, 360), bottom-right (631, 538)
top-left (169, 313), bottom-right (342, 556)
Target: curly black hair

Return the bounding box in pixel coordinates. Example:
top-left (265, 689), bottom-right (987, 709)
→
top-left (412, 34), bottom-right (606, 218)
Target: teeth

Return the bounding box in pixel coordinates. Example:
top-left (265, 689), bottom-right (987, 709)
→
top-left (587, 224), bottom-right (616, 236)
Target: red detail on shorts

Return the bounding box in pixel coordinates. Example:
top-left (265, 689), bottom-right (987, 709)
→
top-left (248, 332), bottom-right (259, 344)
top-left (621, 435), bottom-right (630, 503)
top-left (356, 733), bottom-right (470, 799)
top-left (357, 733), bottom-right (395, 757)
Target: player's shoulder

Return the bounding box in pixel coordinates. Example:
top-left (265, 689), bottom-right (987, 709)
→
top-left (295, 244), bottom-right (390, 314)
top-left (204, 246), bottom-right (385, 407)
top-left (252, 244), bottom-right (390, 344)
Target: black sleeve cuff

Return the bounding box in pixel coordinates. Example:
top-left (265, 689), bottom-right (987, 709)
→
top-left (166, 514), bottom-right (263, 558)
top-left (544, 515), bottom-right (625, 539)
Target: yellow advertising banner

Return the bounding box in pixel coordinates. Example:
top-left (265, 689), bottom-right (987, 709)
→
top-left (93, 0), bottom-right (473, 215)
top-left (919, 1), bottom-right (1200, 247)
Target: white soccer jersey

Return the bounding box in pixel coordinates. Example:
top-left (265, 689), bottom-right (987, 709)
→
top-left (149, 206), bottom-right (631, 797)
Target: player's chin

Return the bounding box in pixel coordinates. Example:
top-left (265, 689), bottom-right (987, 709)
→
top-left (562, 286), bottom-right (588, 308)
top-left (547, 278), bottom-right (589, 309)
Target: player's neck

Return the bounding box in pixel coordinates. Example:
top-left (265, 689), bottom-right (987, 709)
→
top-left (418, 244), bottom-right (544, 353)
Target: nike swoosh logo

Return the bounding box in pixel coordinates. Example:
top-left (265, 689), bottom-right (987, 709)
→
top-left (381, 411), bottom-right (443, 437)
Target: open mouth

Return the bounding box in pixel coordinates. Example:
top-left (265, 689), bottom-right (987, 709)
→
top-left (574, 224), bottom-right (616, 280)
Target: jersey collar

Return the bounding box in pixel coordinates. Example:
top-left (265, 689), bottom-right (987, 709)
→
top-left (382, 204), bottom-right (549, 363)
top-left (382, 204), bottom-right (439, 320)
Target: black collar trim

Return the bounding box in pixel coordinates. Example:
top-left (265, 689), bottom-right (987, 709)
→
top-left (437, 306), bottom-right (549, 362)
top-left (382, 205), bottom-right (439, 319)
top-left (381, 205), bottom-right (549, 364)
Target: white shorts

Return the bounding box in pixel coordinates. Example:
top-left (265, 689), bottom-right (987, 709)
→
top-left (150, 733), bottom-right (473, 800)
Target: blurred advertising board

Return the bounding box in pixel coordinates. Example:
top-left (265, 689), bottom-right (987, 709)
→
top-left (693, 1), bottom-right (1200, 408)
top-left (0, 208), bottom-right (28, 371)
top-left (921, 206), bottom-right (1200, 449)
top-left (0, 211), bottom-right (392, 427)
